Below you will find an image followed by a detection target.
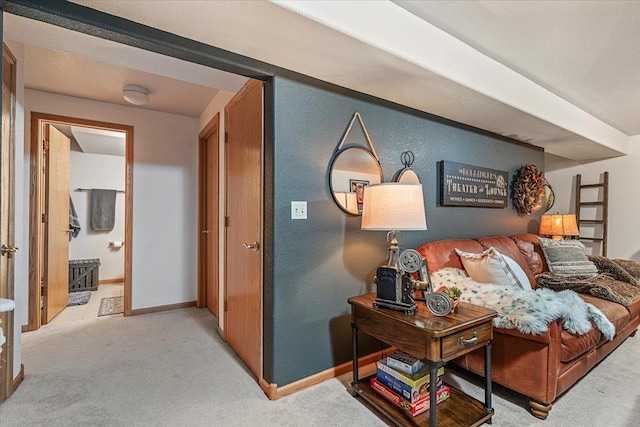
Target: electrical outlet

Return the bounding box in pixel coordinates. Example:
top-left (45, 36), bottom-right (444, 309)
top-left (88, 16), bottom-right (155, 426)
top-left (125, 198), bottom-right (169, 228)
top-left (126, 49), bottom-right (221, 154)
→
top-left (291, 201), bottom-right (307, 220)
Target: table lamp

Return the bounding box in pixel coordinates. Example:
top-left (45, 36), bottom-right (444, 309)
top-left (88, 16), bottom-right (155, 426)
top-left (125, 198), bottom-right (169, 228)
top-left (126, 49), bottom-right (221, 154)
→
top-left (539, 213), bottom-right (579, 240)
top-left (361, 183), bottom-right (428, 313)
top-left (361, 183), bottom-right (427, 269)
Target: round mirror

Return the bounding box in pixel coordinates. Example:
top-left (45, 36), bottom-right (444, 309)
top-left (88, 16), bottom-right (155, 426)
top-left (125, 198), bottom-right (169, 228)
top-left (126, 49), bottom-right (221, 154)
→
top-left (393, 168), bottom-right (421, 184)
top-left (544, 181), bottom-right (555, 212)
top-left (329, 147), bottom-right (383, 215)
top-left (392, 151), bottom-right (421, 184)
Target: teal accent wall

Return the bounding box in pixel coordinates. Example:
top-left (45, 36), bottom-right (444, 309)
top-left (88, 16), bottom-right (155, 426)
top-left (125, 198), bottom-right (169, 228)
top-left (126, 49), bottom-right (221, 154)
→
top-left (267, 75), bottom-right (544, 385)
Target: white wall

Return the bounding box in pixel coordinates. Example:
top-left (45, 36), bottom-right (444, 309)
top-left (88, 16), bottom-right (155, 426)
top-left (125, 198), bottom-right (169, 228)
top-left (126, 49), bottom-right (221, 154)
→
top-left (22, 89), bottom-right (200, 315)
top-left (68, 150), bottom-right (125, 280)
top-left (198, 89), bottom-right (237, 330)
top-left (545, 136), bottom-right (640, 260)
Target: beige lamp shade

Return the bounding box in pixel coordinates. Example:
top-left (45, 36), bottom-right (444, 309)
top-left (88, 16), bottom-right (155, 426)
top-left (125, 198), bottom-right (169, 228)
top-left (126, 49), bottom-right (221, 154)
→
top-left (540, 214), bottom-right (579, 239)
top-left (361, 183), bottom-right (427, 231)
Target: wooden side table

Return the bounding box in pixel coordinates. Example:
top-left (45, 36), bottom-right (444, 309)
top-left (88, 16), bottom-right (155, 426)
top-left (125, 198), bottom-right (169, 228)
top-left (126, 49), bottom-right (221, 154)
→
top-left (349, 293), bottom-right (497, 427)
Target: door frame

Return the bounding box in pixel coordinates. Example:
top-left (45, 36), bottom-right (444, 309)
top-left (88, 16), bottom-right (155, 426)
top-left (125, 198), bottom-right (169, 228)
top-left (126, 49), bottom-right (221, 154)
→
top-left (197, 113), bottom-right (220, 316)
top-left (27, 112), bottom-right (134, 331)
top-left (1, 42), bottom-right (17, 404)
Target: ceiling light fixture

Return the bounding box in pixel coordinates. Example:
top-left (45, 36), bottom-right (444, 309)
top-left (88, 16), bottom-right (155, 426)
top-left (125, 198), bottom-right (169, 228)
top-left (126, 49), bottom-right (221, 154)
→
top-left (122, 85), bottom-right (149, 105)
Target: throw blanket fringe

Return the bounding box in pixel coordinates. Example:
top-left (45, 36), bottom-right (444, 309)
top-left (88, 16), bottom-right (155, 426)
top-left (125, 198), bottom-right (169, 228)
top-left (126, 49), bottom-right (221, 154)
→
top-left (432, 268), bottom-right (615, 340)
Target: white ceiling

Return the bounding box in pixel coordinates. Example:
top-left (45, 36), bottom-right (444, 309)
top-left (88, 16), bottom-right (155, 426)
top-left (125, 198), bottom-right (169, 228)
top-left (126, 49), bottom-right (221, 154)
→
top-left (394, 0), bottom-right (640, 135)
top-left (4, 14), bottom-right (248, 118)
top-left (71, 126), bottom-right (125, 157)
top-left (8, 1), bottom-right (639, 162)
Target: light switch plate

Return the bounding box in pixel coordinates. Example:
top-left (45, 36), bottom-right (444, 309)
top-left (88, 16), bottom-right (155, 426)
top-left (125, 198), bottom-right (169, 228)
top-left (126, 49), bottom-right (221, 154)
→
top-left (291, 201), bottom-right (307, 219)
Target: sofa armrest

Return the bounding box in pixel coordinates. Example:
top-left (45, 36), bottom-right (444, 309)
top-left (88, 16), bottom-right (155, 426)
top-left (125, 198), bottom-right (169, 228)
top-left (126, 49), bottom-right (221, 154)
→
top-left (460, 319), bottom-right (562, 405)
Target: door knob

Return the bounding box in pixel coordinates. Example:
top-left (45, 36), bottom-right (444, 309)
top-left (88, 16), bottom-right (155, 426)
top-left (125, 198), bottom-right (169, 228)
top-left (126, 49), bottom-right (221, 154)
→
top-left (242, 242), bottom-right (260, 251)
top-left (1, 244), bottom-right (19, 257)
top-left (201, 230), bottom-right (210, 234)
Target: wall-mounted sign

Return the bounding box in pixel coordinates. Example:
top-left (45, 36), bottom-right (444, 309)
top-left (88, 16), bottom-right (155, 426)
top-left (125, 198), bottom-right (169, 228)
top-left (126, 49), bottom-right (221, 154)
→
top-left (439, 161), bottom-right (508, 208)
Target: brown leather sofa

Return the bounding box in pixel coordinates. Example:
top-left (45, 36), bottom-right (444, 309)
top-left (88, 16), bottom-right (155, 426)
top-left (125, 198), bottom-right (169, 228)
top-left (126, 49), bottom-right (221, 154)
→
top-left (415, 233), bottom-right (640, 419)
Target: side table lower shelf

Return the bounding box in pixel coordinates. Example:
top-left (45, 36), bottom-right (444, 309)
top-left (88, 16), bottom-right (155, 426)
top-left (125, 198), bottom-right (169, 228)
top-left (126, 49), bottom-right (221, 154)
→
top-left (353, 374), bottom-right (493, 427)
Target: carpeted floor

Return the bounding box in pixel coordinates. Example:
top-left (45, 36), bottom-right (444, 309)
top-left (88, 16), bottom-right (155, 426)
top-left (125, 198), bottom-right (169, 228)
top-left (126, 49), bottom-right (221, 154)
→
top-left (1, 307), bottom-right (638, 426)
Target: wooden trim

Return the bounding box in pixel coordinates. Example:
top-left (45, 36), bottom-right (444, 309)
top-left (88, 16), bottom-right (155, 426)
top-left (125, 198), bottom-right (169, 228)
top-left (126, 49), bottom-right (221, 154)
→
top-left (124, 127), bottom-right (134, 316)
top-left (12, 364), bottom-right (24, 392)
top-left (27, 112), bottom-right (43, 331)
top-left (99, 277), bottom-right (124, 285)
top-left (258, 378), bottom-right (278, 400)
top-left (224, 79), bottom-right (261, 112)
top-left (28, 112), bottom-right (134, 330)
top-left (259, 347), bottom-right (396, 400)
top-left (1, 44), bottom-right (17, 403)
top-left (197, 128), bottom-right (206, 308)
top-left (197, 113), bottom-right (220, 310)
top-left (130, 300), bottom-right (197, 316)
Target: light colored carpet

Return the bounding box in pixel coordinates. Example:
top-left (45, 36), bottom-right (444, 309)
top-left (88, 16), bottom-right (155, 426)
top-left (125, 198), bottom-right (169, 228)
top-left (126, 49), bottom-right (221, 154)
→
top-left (0, 307), bottom-right (638, 426)
top-left (97, 296), bottom-right (123, 317)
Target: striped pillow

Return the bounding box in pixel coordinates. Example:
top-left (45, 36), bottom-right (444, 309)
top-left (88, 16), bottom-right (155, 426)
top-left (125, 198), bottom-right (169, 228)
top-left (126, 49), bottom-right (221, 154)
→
top-left (455, 247), bottom-right (532, 290)
top-left (539, 238), bottom-right (598, 277)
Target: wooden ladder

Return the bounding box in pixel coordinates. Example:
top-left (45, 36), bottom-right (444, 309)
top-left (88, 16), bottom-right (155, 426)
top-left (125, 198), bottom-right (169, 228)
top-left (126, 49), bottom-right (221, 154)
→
top-left (575, 172), bottom-right (608, 256)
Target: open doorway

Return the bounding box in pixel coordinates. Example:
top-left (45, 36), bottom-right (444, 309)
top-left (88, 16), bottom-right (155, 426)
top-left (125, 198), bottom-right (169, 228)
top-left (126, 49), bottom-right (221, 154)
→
top-left (26, 113), bottom-right (133, 331)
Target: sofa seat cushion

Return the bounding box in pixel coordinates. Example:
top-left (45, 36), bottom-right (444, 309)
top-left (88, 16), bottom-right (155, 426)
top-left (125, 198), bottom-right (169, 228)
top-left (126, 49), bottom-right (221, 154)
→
top-left (560, 327), bottom-right (601, 363)
top-left (580, 294), bottom-right (630, 333)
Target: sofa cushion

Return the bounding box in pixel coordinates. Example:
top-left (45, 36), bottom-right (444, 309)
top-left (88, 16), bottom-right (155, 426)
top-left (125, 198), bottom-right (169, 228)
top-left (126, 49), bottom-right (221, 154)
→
top-left (415, 239), bottom-right (484, 272)
top-left (560, 328), bottom-right (601, 363)
top-left (475, 236), bottom-right (537, 287)
top-left (539, 238), bottom-right (599, 277)
top-left (580, 294), bottom-right (630, 333)
top-left (455, 247), bottom-right (532, 290)
top-left (511, 233), bottom-right (549, 279)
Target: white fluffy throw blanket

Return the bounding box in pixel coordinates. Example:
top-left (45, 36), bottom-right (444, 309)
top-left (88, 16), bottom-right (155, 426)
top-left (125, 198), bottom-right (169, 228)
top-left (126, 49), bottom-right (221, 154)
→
top-left (432, 268), bottom-right (615, 340)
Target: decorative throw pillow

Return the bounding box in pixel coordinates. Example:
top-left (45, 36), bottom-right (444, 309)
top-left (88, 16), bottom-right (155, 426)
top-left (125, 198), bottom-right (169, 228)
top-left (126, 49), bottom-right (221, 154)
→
top-left (539, 237), bottom-right (598, 277)
top-left (454, 247), bottom-right (533, 290)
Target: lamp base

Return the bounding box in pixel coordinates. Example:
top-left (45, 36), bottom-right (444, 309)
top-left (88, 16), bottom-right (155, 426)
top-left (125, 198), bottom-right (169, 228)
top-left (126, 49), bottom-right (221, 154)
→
top-left (373, 298), bottom-right (417, 315)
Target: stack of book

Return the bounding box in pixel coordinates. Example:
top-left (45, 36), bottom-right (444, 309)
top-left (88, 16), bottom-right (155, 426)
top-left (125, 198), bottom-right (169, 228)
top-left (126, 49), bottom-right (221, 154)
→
top-left (371, 351), bottom-right (451, 417)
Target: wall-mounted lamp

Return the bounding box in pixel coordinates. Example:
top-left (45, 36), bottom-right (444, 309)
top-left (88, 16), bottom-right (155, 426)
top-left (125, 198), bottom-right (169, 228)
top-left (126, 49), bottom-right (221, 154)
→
top-left (122, 85), bottom-right (149, 105)
top-left (539, 213), bottom-right (579, 240)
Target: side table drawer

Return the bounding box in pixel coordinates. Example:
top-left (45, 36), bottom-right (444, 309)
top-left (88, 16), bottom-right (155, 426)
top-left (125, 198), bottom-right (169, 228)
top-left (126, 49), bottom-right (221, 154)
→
top-left (442, 321), bottom-right (492, 359)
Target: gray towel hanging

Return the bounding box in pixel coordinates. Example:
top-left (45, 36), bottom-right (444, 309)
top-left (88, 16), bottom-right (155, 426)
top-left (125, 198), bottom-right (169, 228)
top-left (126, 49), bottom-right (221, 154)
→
top-left (90, 189), bottom-right (117, 231)
top-left (69, 196), bottom-right (81, 240)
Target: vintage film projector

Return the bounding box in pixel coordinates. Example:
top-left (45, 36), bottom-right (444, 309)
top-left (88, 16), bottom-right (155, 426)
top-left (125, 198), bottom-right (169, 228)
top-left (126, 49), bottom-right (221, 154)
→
top-left (373, 249), bottom-right (454, 316)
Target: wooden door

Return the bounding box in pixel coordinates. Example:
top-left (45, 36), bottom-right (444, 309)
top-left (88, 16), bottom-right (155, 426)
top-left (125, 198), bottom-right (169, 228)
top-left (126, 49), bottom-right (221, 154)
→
top-left (198, 114), bottom-right (219, 316)
top-left (0, 43), bottom-right (17, 404)
top-left (225, 80), bottom-right (263, 378)
top-left (43, 124), bottom-right (70, 323)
